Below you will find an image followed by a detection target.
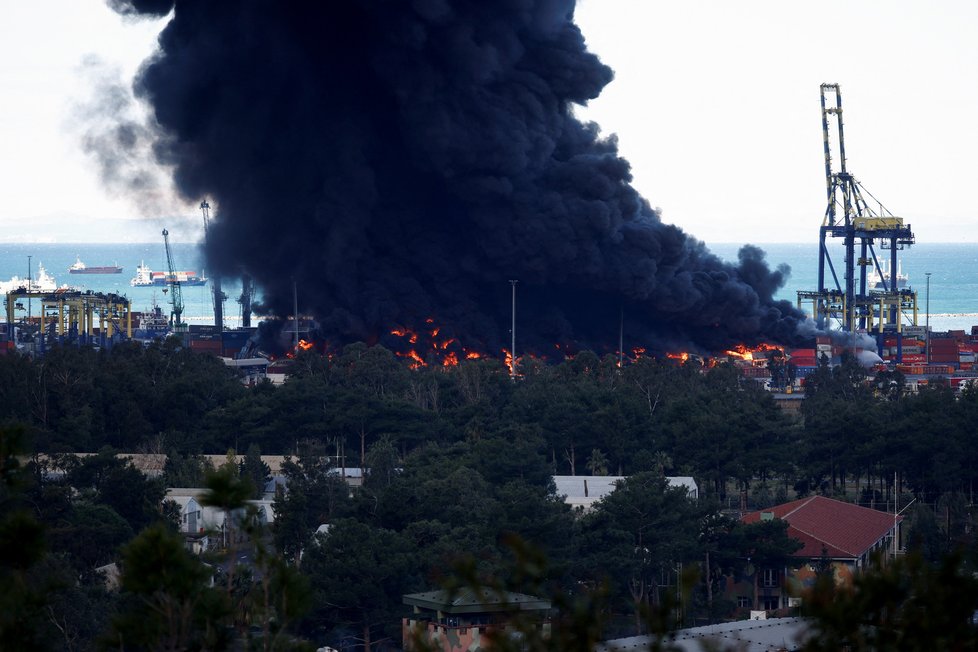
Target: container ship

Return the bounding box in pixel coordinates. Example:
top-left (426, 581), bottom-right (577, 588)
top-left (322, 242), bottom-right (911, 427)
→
top-left (130, 261), bottom-right (207, 287)
top-left (865, 260), bottom-right (908, 290)
top-left (68, 257), bottom-right (123, 275)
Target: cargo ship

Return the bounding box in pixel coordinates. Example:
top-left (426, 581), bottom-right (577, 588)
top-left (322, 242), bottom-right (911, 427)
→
top-left (68, 257), bottom-right (123, 275)
top-left (130, 261), bottom-right (207, 287)
top-left (133, 304), bottom-right (171, 341)
top-left (0, 263), bottom-right (66, 294)
top-left (866, 260), bottom-right (908, 290)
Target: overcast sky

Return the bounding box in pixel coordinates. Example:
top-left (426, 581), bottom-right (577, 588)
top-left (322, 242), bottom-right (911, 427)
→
top-left (1, 1), bottom-right (976, 244)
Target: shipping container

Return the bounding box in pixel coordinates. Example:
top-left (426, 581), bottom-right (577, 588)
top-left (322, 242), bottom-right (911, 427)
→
top-left (790, 359), bottom-right (817, 368)
top-left (790, 349), bottom-right (816, 358)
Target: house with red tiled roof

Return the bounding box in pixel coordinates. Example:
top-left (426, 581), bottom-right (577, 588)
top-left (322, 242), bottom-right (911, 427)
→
top-left (725, 495), bottom-right (902, 614)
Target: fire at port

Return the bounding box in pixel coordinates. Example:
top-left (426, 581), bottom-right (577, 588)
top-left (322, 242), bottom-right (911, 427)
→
top-left (104, 1), bottom-right (810, 362)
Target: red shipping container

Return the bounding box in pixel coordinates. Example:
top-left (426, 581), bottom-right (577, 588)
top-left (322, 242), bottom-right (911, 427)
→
top-left (901, 354), bottom-right (926, 363)
top-left (790, 349), bottom-right (816, 358)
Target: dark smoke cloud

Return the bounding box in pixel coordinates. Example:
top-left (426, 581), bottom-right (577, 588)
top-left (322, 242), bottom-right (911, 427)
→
top-left (72, 57), bottom-right (176, 216)
top-left (109, 0), bottom-right (809, 355)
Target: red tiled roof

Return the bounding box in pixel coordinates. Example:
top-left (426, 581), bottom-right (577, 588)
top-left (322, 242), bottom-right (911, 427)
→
top-left (742, 495), bottom-right (901, 559)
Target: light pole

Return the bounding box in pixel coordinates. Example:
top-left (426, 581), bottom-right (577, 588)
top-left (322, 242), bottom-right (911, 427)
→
top-left (27, 255), bottom-right (32, 338)
top-left (509, 280), bottom-right (518, 380)
top-left (925, 272), bottom-right (931, 364)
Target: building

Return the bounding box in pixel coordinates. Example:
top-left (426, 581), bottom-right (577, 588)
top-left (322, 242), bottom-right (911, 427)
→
top-left (729, 495), bottom-right (903, 612)
top-left (600, 617), bottom-right (809, 652)
top-left (166, 488), bottom-right (275, 552)
top-left (402, 589), bottom-right (551, 652)
top-left (553, 475), bottom-right (699, 512)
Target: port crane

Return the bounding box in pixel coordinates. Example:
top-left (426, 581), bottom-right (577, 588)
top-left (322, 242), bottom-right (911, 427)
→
top-left (199, 200), bottom-right (226, 332)
top-left (161, 228), bottom-right (187, 331)
top-left (799, 84), bottom-right (917, 334)
top-left (238, 275), bottom-right (255, 328)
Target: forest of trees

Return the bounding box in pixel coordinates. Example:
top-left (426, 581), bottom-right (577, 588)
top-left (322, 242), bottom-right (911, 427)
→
top-left (2, 340), bottom-right (978, 650)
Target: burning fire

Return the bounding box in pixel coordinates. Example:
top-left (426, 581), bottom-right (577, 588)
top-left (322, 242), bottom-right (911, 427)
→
top-left (723, 343), bottom-right (783, 365)
top-left (666, 352), bottom-right (690, 363)
top-left (389, 318), bottom-right (467, 368)
top-left (396, 349), bottom-right (426, 369)
top-left (283, 338), bottom-right (317, 359)
top-left (502, 348), bottom-right (522, 376)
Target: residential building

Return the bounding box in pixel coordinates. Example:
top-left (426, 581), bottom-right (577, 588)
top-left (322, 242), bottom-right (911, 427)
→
top-left (727, 495), bottom-right (903, 613)
top-left (402, 589), bottom-right (551, 652)
top-left (553, 475), bottom-right (699, 512)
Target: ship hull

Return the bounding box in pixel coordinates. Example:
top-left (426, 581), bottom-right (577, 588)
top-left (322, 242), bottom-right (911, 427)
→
top-left (132, 278), bottom-right (208, 287)
top-left (69, 267), bottom-right (123, 274)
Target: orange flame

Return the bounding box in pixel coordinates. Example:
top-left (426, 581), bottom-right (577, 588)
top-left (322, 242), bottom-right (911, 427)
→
top-left (666, 352), bottom-right (690, 363)
top-left (465, 351), bottom-right (482, 360)
top-left (297, 339), bottom-right (314, 351)
top-left (442, 352), bottom-right (459, 367)
top-left (395, 349), bottom-right (426, 369)
top-left (725, 345), bottom-right (753, 361)
top-left (502, 348), bottom-right (522, 376)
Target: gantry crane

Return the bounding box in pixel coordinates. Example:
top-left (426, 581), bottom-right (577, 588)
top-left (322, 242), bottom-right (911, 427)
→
top-left (238, 275), bottom-right (254, 328)
top-left (802, 84), bottom-right (917, 335)
top-left (162, 228), bottom-right (186, 331)
top-left (199, 200), bottom-right (226, 332)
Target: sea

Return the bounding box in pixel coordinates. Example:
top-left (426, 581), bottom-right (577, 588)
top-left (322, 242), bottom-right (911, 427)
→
top-left (0, 242), bottom-right (245, 326)
top-left (0, 241), bottom-right (976, 333)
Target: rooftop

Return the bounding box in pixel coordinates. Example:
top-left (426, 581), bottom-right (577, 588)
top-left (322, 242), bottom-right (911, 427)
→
top-left (600, 617), bottom-right (808, 652)
top-left (553, 475), bottom-right (699, 510)
top-left (742, 495), bottom-right (901, 559)
top-left (403, 588), bottom-right (551, 614)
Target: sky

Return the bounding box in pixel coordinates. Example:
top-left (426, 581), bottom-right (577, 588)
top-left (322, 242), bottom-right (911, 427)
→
top-left (1, 1), bottom-right (976, 244)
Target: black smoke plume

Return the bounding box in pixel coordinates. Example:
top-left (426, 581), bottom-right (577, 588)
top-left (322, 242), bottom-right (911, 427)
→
top-left (109, 0), bottom-right (809, 356)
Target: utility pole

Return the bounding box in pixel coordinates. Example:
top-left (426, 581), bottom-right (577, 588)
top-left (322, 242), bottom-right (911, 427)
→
top-left (618, 306), bottom-right (624, 369)
top-left (925, 272), bottom-right (932, 364)
top-left (292, 278), bottom-right (299, 350)
top-left (26, 255), bottom-right (31, 338)
top-left (509, 280), bottom-right (518, 380)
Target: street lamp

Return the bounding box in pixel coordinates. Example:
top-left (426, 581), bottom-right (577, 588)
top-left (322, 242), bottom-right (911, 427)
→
top-left (925, 272), bottom-right (931, 364)
top-left (509, 280), bottom-right (518, 380)
top-left (27, 255), bottom-right (32, 338)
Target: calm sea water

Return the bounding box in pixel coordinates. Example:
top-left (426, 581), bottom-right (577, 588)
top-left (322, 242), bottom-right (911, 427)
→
top-left (0, 242), bottom-right (244, 326)
top-left (709, 242), bottom-right (978, 332)
top-left (1, 242), bottom-right (975, 332)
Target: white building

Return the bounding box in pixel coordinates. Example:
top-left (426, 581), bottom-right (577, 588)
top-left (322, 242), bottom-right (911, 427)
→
top-left (552, 475), bottom-right (699, 512)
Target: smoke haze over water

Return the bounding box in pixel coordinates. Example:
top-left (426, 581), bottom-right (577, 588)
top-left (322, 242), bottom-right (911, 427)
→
top-left (106, 0), bottom-right (808, 355)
